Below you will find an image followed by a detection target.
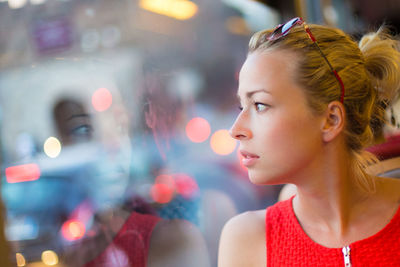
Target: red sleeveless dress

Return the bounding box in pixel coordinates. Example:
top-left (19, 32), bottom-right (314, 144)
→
top-left (83, 212), bottom-right (160, 267)
top-left (266, 196), bottom-right (400, 266)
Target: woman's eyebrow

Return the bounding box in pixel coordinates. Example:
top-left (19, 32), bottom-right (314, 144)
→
top-left (237, 89), bottom-right (270, 101)
top-left (67, 114), bottom-right (91, 121)
top-left (246, 89), bottom-right (270, 98)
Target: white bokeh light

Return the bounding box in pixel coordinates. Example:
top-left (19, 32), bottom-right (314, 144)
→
top-left (43, 137), bottom-right (62, 158)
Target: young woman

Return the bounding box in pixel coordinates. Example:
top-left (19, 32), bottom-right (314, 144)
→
top-left (218, 17), bottom-right (400, 266)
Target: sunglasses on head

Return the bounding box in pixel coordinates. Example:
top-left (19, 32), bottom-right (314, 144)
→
top-left (267, 17), bottom-right (345, 103)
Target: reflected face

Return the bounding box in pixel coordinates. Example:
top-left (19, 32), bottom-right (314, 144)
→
top-left (53, 98), bottom-right (131, 212)
top-left (54, 100), bottom-right (93, 145)
top-left (230, 50), bottom-right (325, 185)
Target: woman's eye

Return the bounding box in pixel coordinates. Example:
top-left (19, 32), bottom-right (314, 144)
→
top-left (70, 125), bottom-right (93, 139)
top-left (255, 102), bottom-right (268, 112)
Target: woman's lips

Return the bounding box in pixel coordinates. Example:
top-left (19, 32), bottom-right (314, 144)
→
top-left (240, 150), bottom-right (260, 167)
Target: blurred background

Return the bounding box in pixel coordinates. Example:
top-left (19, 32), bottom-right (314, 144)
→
top-left (1, 0), bottom-right (400, 266)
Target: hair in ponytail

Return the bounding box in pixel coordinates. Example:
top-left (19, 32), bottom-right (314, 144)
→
top-left (359, 28), bottom-right (400, 142)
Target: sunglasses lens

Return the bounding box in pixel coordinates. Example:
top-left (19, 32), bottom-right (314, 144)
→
top-left (281, 17), bottom-right (301, 34)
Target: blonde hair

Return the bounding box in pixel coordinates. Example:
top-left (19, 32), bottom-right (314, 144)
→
top-left (248, 23), bottom-right (400, 192)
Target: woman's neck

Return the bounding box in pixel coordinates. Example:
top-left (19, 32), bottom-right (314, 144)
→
top-left (291, 145), bottom-right (374, 243)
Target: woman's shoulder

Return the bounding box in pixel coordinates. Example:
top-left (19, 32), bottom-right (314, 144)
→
top-left (218, 210), bottom-right (266, 267)
top-left (148, 219), bottom-right (210, 267)
top-left (222, 209), bottom-right (266, 238)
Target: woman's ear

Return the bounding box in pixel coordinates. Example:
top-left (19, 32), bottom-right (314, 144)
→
top-left (321, 101), bottom-right (345, 143)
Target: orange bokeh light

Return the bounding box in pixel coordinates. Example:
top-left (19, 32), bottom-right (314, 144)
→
top-left (139, 0), bottom-right (198, 20)
top-left (151, 174), bottom-right (175, 204)
top-left (185, 117), bottom-right (211, 143)
top-left (5, 164), bottom-right (41, 183)
top-left (61, 219), bottom-right (86, 241)
top-left (210, 129), bottom-right (237, 155)
top-left (92, 88), bottom-right (112, 112)
top-left (150, 184), bottom-right (174, 204)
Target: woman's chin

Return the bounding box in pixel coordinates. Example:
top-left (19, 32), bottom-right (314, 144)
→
top-left (247, 170), bottom-right (283, 185)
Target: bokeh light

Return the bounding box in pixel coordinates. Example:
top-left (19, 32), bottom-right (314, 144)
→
top-left (41, 250), bottom-right (59, 266)
top-left (43, 137), bottom-right (62, 158)
top-left (5, 163), bottom-right (40, 183)
top-left (171, 0), bottom-right (198, 20)
top-left (92, 87), bottom-right (113, 112)
top-left (210, 129), bottom-right (237, 155)
top-left (139, 0), bottom-right (198, 20)
top-left (8, 0), bottom-right (27, 9)
top-left (16, 253), bottom-right (26, 267)
top-left (151, 174), bottom-right (175, 204)
top-left (174, 173), bottom-right (199, 199)
top-left (150, 183), bottom-right (174, 204)
top-left (185, 117), bottom-right (211, 143)
top-left (61, 219), bottom-right (86, 241)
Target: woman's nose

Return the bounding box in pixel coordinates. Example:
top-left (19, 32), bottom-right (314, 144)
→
top-left (229, 115), bottom-right (252, 140)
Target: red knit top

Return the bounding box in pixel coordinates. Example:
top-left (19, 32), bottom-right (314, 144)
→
top-left (266, 196), bottom-right (400, 266)
top-left (83, 212), bottom-right (160, 267)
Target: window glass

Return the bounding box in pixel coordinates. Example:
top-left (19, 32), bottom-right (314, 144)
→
top-left (0, 0), bottom-right (281, 266)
